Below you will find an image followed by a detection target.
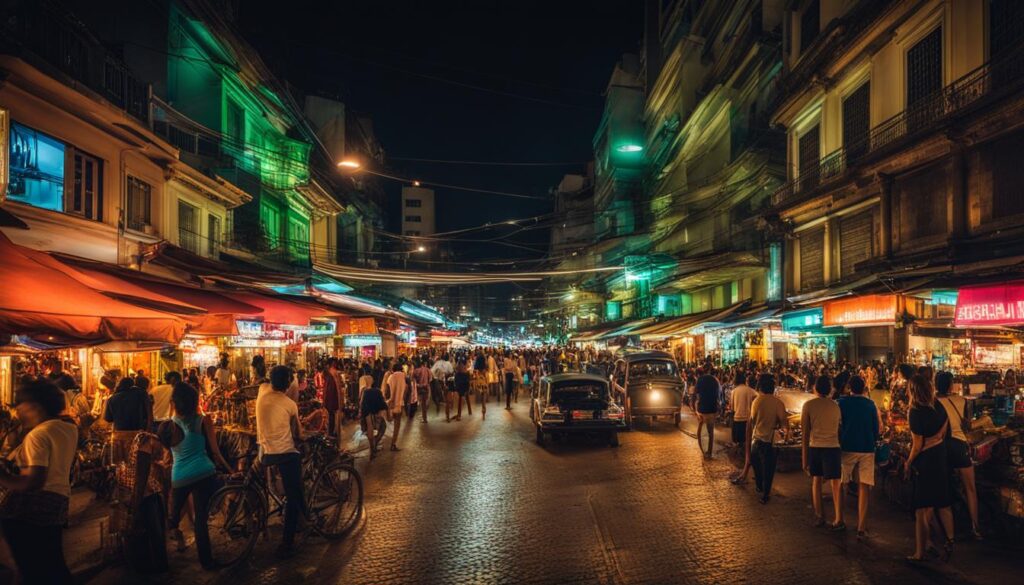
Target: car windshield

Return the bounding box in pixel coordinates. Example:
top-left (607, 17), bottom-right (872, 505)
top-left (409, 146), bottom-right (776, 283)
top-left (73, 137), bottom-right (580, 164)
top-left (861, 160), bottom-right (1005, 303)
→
top-left (629, 360), bottom-right (677, 378)
top-left (549, 382), bottom-right (608, 403)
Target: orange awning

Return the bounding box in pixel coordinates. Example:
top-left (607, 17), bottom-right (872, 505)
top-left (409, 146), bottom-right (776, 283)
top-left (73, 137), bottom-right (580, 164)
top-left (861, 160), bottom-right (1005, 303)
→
top-left (230, 291), bottom-right (334, 326)
top-left (0, 233), bottom-right (185, 344)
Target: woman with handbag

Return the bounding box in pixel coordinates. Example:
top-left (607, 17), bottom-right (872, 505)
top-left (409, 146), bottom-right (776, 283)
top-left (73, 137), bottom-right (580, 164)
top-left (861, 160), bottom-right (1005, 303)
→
top-left (0, 380), bottom-right (78, 584)
top-left (935, 371), bottom-right (982, 539)
top-left (904, 375), bottom-right (954, 562)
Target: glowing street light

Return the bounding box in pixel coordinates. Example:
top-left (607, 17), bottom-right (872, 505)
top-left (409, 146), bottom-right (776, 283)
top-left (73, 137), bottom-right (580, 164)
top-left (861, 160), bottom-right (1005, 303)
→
top-left (616, 144), bottom-right (643, 153)
top-left (416, 245), bottom-right (426, 252)
top-left (337, 159), bottom-right (362, 170)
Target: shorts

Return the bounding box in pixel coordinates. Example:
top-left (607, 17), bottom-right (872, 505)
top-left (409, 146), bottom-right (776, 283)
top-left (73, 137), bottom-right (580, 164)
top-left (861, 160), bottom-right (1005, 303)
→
top-left (731, 420), bottom-right (748, 444)
top-left (841, 451), bottom-right (875, 486)
top-left (946, 438), bottom-right (973, 469)
top-left (808, 447), bottom-right (842, 479)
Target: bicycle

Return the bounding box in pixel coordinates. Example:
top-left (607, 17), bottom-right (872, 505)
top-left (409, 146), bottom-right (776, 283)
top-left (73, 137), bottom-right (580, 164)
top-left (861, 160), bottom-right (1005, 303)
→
top-left (205, 434), bottom-right (364, 567)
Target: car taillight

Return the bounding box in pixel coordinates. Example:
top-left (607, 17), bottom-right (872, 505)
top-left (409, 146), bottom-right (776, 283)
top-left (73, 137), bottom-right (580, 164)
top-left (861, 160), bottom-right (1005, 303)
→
top-left (572, 410), bottom-right (591, 419)
top-left (605, 410), bottom-right (624, 419)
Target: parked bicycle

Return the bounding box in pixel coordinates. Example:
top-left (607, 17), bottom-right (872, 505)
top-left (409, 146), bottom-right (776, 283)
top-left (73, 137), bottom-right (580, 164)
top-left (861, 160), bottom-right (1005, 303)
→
top-left (204, 434), bottom-right (364, 567)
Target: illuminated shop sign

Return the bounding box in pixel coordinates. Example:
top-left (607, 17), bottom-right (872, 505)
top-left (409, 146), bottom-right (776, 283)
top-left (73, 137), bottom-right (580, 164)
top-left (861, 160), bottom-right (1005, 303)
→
top-left (954, 282), bottom-right (1024, 327)
top-left (343, 335), bottom-right (382, 347)
top-left (823, 295), bottom-right (898, 327)
top-left (974, 343), bottom-right (1016, 366)
top-left (781, 308), bottom-right (824, 332)
top-left (337, 317), bottom-right (378, 335)
top-left (280, 321), bottom-right (336, 337)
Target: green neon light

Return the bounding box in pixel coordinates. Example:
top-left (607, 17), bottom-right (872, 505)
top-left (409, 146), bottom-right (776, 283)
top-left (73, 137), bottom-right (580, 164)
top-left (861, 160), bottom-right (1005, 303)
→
top-left (616, 144), bottom-right (643, 152)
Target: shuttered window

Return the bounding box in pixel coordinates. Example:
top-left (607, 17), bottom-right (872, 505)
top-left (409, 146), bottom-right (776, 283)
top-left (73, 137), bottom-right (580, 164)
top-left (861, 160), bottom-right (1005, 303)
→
top-left (842, 82), bottom-right (870, 161)
top-left (178, 201), bottom-right (199, 253)
top-left (989, 132), bottom-right (1024, 218)
top-left (897, 162), bottom-right (948, 242)
top-left (907, 27), bottom-right (943, 108)
top-left (990, 0), bottom-right (1024, 57)
top-left (798, 124), bottom-right (820, 191)
top-left (839, 212), bottom-right (873, 279)
top-left (800, 227), bottom-right (825, 290)
top-left (800, 1), bottom-right (820, 53)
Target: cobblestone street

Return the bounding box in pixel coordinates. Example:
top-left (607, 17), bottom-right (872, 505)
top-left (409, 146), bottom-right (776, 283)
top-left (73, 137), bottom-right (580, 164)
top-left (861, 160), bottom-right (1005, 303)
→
top-left (90, 398), bottom-right (1023, 585)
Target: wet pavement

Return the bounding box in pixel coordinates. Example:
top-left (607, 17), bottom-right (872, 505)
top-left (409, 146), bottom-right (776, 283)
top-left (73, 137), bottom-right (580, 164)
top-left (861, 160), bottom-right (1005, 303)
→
top-left (89, 397), bottom-right (1023, 584)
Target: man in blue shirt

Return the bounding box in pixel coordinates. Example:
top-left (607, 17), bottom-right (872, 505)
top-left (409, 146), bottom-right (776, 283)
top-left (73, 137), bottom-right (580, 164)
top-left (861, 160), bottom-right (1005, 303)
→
top-left (837, 376), bottom-right (882, 538)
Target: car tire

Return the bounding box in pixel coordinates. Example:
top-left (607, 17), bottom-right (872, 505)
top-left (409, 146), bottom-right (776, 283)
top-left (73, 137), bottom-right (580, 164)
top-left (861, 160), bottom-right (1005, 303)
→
top-left (674, 412), bottom-right (682, 427)
top-left (608, 432), bottom-right (619, 447)
top-left (535, 426), bottom-right (545, 446)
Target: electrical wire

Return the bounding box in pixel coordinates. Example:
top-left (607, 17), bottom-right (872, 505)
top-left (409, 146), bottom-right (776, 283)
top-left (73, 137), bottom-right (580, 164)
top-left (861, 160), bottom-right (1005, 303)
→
top-left (389, 156), bottom-right (589, 167)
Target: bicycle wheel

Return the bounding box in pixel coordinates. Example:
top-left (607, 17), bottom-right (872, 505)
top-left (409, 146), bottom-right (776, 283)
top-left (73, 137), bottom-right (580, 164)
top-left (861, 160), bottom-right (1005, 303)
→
top-left (207, 485), bottom-right (262, 567)
top-left (308, 463), bottom-right (363, 539)
top-left (697, 421), bottom-right (710, 454)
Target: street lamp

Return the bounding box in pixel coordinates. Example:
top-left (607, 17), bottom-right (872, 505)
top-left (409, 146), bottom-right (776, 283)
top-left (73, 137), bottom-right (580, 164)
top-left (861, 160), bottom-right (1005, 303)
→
top-left (416, 245), bottom-right (426, 252)
top-left (336, 159), bottom-right (362, 170)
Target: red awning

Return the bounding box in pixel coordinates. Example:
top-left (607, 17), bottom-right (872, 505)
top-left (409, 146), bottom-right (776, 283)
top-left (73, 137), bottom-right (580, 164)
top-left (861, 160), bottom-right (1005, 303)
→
top-left (0, 233), bottom-right (185, 344)
top-left (109, 275), bottom-right (266, 336)
top-left (229, 291), bottom-right (334, 326)
top-left (43, 254), bottom-right (204, 314)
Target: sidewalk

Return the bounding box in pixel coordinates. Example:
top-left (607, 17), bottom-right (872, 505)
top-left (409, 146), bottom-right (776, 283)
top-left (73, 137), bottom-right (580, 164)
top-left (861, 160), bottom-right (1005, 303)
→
top-left (677, 411), bottom-right (1022, 584)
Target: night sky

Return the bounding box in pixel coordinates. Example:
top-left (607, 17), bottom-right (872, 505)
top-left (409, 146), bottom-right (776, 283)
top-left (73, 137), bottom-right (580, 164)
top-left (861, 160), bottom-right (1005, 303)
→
top-left (238, 0), bottom-right (642, 265)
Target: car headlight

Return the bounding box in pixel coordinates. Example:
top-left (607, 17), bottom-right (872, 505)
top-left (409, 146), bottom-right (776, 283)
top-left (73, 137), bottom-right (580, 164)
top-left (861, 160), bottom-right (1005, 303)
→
top-left (650, 389), bottom-right (661, 401)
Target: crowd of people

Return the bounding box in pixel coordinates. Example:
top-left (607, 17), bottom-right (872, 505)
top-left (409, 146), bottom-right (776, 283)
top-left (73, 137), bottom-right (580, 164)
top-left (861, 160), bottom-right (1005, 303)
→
top-left (683, 357), bottom-right (983, 563)
top-left (0, 346), bottom-right (995, 580)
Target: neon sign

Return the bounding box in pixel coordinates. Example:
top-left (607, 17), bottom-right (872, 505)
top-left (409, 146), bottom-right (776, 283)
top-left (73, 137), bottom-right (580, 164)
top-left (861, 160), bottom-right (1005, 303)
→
top-left (955, 282), bottom-right (1024, 327)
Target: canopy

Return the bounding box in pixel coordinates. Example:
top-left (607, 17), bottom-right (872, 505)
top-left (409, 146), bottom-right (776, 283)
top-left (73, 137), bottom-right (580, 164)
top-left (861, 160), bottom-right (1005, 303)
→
top-left (229, 291), bottom-right (335, 326)
top-left (0, 233), bottom-right (185, 344)
top-left (44, 254), bottom-right (205, 314)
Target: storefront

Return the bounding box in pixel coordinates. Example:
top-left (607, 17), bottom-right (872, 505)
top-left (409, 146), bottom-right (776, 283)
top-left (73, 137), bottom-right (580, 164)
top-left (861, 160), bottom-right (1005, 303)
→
top-left (822, 294), bottom-right (900, 362)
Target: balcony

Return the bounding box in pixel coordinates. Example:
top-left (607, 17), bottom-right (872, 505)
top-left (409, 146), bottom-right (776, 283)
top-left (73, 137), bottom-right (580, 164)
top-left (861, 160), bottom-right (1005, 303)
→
top-left (772, 44), bottom-right (1024, 208)
top-left (1, 2), bottom-right (150, 124)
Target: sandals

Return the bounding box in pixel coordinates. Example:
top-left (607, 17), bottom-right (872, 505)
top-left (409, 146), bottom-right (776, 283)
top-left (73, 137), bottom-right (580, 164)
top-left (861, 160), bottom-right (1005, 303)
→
top-left (390, 444), bottom-right (401, 452)
top-left (942, 538), bottom-right (954, 562)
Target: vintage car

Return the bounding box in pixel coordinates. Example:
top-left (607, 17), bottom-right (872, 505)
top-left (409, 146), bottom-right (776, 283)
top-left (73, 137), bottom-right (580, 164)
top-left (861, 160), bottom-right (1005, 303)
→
top-left (611, 349), bottom-right (685, 428)
top-left (531, 373), bottom-right (625, 447)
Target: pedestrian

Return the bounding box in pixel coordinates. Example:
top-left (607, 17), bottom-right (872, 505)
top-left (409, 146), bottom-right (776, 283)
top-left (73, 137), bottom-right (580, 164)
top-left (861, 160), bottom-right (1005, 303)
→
top-left (837, 375), bottom-right (881, 538)
top-left (0, 380), bottom-right (77, 584)
top-left (360, 383), bottom-right (388, 460)
top-left (503, 352), bottom-right (517, 410)
top-left (254, 366), bottom-right (306, 559)
top-left (453, 361), bottom-right (471, 420)
top-left (802, 375), bottom-right (843, 528)
top-left (385, 363), bottom-right (407, 451)
top-left (747, 373), bottom-right (788, 504)
top-left (214, 355), bottom-right (234, 392)
top-left (323, 359), bottom-right (341, 438)
top-left (905, 374), bottom-right (955, 562)
top-left (163, 382), bottom-right (230, 569)
top-left (692, 373), bottom-right (721, 459)
top-left (150, 371), bottom-right (180, 432)
top-left (431, 354), bottom-right (454, 420)
top-left (413, 359), bottom-right (432, 423)
top-left (935, 370), bottom-right (982, 539)
top-left (729, 372), bottom-right (757, 484)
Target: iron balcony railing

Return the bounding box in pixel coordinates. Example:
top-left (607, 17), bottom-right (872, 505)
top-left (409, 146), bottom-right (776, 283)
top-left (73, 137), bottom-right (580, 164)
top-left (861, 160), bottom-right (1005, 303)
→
top-left (2, 2), bottom-right (150, 124)
top-left (772, 43), bottom-right (1024, 207)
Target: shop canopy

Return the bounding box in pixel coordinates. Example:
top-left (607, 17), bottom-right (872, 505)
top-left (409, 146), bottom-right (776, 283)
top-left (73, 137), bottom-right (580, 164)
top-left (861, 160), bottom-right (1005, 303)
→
top-left (229, 291), bottom-right (336, 326)
top-left (0, 233), bottom-right (185, 344)
top-left (635, 302), bottom-right (748, 341)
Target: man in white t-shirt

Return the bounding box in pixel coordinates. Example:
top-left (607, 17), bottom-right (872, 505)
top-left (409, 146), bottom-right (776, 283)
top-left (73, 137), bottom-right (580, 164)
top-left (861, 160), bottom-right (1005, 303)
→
top-left (0, 380), bottom-right (78, 583)
top-left (149, 371), bottom-right (180, 428)
top-left (729, 372), bottom-right (758, 484)
top-left (255, 366), bottom-right (305, 559)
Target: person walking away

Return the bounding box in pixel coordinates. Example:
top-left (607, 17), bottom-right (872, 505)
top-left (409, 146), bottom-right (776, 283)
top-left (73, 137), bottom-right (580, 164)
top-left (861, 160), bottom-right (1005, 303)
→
top-left (837, 375), bottom-right (882, 538)
top-left (360, 383), bottom-right (388, 459)
top-left (802, 375), bottom-right (843, 528)
top-left (385, 363), bottom-right (407, 451)
top-left (0, 381), bottom-right (77, 584)
top-left (105, 377), bottom-right (153, 465)
top-left (905, 374), bottom-right (955, 561)
top-left (472, 352), bottom-right (487, 419)
top-left (747, 374), bottom-right (788, 504)
top-left (413, 359), bottom-right (432, 423)
top-left (503, 353), bottom-right (517, 410)
top-left (255, 366), bottom-right (306, 559)
top-left (729, 372), bottom-right (757, 484)
top-left (431, 354), bottom-right (454, 421)
top-left (163, 383), bottom-right (230, 569)
top-left (150, 371), bottom-right (180, 432)
top-left (487, 351), bottom-right (500, 404)
top-left (935, 370), bottom-right (981, 539)
top-left (323, 359), bottom-right (341, 438)
top-left (453, 362), bottom-right (471, 420)
top-left (693, 373), bottom-right (721, 459)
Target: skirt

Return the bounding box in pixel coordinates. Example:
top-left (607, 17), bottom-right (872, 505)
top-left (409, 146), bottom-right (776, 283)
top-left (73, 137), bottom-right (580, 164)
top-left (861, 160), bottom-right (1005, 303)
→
top-left (911, 444), bottom-right (952, 509)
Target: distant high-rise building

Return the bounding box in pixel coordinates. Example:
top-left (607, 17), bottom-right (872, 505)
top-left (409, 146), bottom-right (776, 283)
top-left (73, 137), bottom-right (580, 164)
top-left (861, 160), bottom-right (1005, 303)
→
top-left (400, 186), bottom-right (436, 241)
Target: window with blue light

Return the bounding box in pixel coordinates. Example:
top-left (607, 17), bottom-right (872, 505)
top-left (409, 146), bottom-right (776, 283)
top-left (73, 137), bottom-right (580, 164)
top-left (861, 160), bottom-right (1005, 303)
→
top-left (7, 122), bottom-right (65, 211)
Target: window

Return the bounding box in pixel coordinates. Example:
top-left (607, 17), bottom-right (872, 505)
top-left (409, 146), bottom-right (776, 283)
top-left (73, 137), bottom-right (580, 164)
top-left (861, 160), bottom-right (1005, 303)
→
top-left (70, 151), bottom-right (103, 221)
top-left (178, 201), bottom-right (199, 253)
top-left (405, 230), bottom-right (420, 236)
top-left (126, 176), bottom-right (152, 231)
top-left (7, 122), bottom-right (65, 212)
top-left (990, 0), bottom-right (1024, 57)
top-left (260, 200), bottom-right (281, 249)
top-left (800, 0), bottom-right (820, 53)
top-left (226, 99), bottom-right (245, 141)
top-left (404, 215), bottom-right (422, 223)
top-left (405, 199), bottom-right (422, 208)
top-left (839, 212), bottom-right (873, 279)
top-left (798, 124), bottom-right (820, 190)
top-left (800, 227), bottom-right (825, 290)
top-left (906, 27), bottom-right (943, 109)
top-left (207, 214), bottom-right (222, 256)
top-left (896, 162), bottom-right (949, 242)
top-left (288, 217), bottom-right (310, 263)
top-left (987, 132), bottom-right (1024, 218)
top-left (842, 82), bottom-right (870, 160)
